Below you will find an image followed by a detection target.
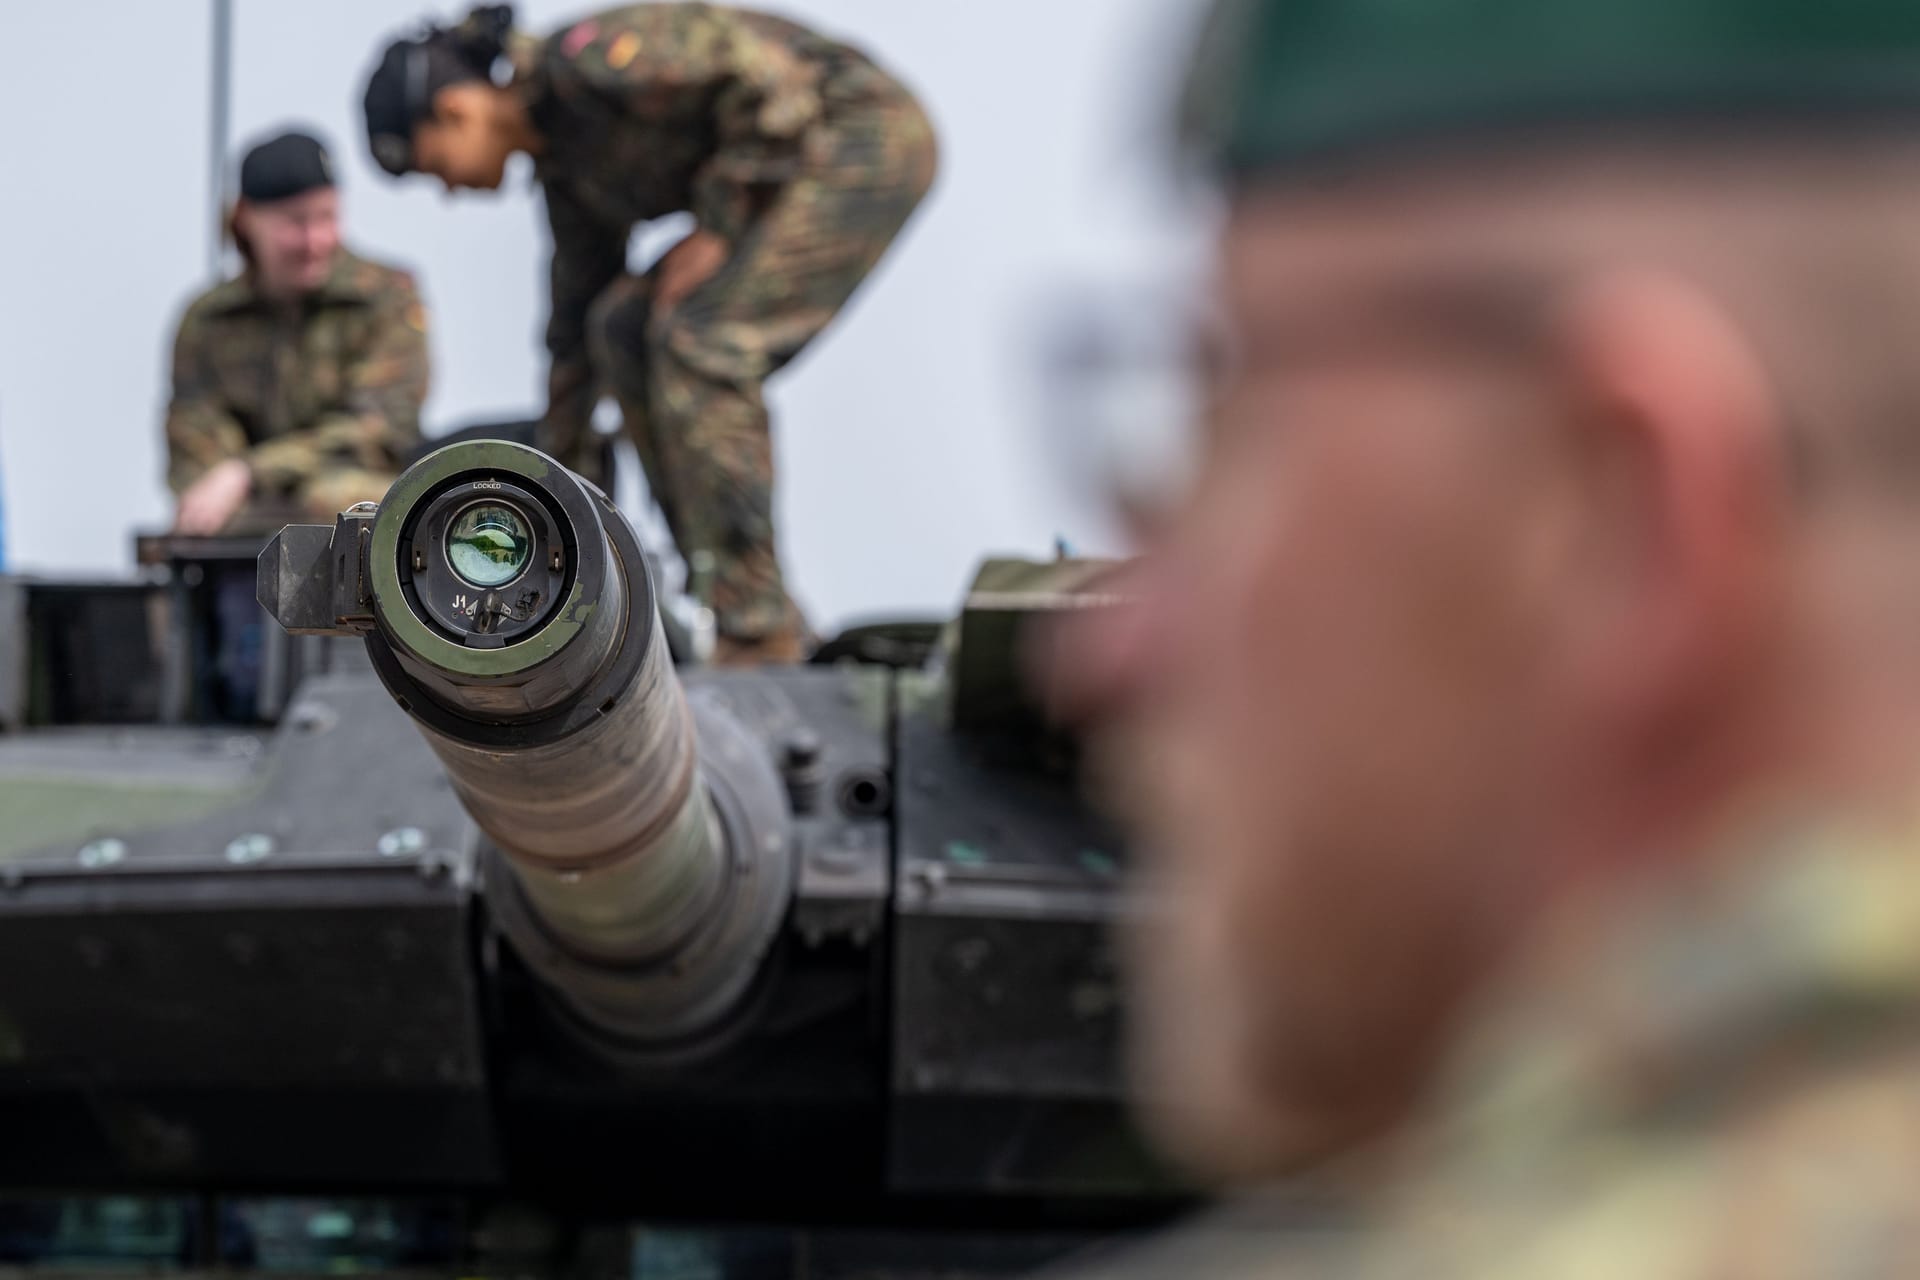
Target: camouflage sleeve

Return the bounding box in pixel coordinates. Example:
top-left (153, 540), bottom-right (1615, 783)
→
top-left (561, 9), bottom-right (823, 242)
top-left (247, 271), bottom-right (430, 493)
top-left (538, 181), bottom-right (626, 464)
top-left (163, 305), bottom-right (252, 493)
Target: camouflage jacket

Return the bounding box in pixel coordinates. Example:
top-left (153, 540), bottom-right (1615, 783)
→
top-left (512, 2), bottom-right (914, 443)
top-left (164, 249), bottom-right (429, 515)
top-left (1069, 804), bottom-right (1920, 1278)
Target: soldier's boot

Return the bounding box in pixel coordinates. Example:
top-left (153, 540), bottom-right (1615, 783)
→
top-left (705, 582), bottom-right (813, 667)
top-left (710, 624), bottom-right (810, 668)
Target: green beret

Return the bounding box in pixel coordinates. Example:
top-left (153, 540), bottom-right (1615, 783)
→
top-left (1184, 0), bottom-right (1920, 177)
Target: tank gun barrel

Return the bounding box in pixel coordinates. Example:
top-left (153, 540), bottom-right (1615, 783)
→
top-left (257, 441), bottom-right (792, 1062)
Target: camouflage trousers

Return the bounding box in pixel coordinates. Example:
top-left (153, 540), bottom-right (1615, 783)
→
top-left (581, 91), bottom-right (938, 661)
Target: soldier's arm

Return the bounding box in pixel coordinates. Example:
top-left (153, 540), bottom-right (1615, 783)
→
top-left (695, 17), bottom-right (826, 241)
top-left (566, 11), bottom-right (824, 242)
top-left (540, 183), bottom-right (626, 461)
top-left (163, 308), bottom-right (252, 493)
top-left (247, 272), bottom-right (431, 493)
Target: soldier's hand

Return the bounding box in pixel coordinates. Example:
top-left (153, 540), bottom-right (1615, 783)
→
top-left (173, 459), bottom-right (253, 535)
top-left (655, 230), bottom-right (730, 317)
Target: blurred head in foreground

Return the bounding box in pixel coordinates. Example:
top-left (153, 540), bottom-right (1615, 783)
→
top-left (1053, 0), bottom-right (1920, 1186)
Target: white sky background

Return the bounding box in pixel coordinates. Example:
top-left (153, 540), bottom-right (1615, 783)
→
top-left (0, 0), bottom-right (1210, 630)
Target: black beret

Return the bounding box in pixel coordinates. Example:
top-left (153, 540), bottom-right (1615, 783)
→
top-left (238, 130), bottom-right (335, 204)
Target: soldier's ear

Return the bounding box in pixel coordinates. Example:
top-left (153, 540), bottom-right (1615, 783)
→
top-left (429, 82), bottom-right (485, 132)
top-left (1544, 269), bottom-right (1791, 734)
top-left (227, 201), bottom-right (257, 263)
top-left (427, 89), bottom-right (461, 128)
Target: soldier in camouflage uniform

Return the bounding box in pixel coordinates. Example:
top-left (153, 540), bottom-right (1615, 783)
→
top-left (362, 4), bottom-right (937, 665)
top-left (1044, 0), bottom-right (1920, 1274)
top-left (166, 130), bottom-right (429, 536)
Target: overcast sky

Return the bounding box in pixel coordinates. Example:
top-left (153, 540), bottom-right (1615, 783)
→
top-left (0, 0), bottom-right (1209, 630)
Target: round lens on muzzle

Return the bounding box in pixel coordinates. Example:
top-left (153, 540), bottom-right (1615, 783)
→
top-left (447, 503), bottom-right (533, 589)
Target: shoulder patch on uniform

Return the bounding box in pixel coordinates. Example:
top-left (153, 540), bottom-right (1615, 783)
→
top-left (606, 30), bottom-right (642, 70)
top-left (561, 19), bottom-right (600, 56)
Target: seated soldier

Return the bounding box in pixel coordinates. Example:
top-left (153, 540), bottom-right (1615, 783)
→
top-left (164, 128), bottom-right (430, 536)
top-left (163, 128), bottom-right (429, 720)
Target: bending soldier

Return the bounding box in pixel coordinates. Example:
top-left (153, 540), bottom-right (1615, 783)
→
top-left (361, 4), bottom-right (937, 664)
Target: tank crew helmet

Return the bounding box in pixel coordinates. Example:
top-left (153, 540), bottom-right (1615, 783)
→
top-left (363, 4), bottom-right (516, 176)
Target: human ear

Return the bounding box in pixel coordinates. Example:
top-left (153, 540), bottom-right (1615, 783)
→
top-left (1545, 269), bottom-right (1792, 730)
